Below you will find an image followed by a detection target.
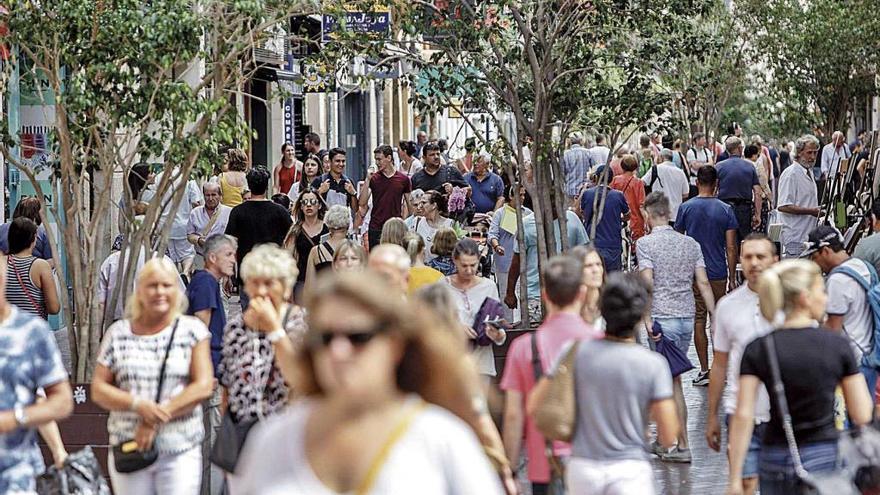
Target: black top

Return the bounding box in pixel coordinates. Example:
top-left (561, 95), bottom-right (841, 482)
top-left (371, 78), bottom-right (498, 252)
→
top-left (225, 200), bottom-right (293, 263)
top-left (740, 327), bottom-right (859, 446)
top-left (411, 165), bottom-right (467, 193)
top-left (293, 224), bottom-right (329, 283)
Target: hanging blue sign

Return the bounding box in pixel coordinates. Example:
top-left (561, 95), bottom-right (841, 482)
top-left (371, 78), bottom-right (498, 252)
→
top-left (322, 9), bottom-right (391, 42)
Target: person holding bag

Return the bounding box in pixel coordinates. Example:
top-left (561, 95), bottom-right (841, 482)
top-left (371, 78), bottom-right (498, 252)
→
top-left (529, 272), bottom-right (679, 494)
top-left (727, 260), bottom-right (873, 495)
top-left (92, 258), bottom-right (213, 495)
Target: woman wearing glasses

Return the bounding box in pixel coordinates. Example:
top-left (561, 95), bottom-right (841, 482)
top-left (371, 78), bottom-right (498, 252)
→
top-left (217, 245), bottom-right (306, 493)
top-left (285, 188), bottom-right (328, 301)
top-left (235, 272), bottom-right (502, 494)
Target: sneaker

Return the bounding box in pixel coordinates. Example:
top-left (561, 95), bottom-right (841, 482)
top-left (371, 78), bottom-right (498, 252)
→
top-left (692, 369), bottom-right (710, 387)
top-left (658, 446), bottom-right (692, 463)
top-left (649, 441), bottom-right (665, 456)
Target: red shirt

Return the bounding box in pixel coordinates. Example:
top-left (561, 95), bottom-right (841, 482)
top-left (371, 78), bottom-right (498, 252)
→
top-left (277, 164), bottom-right (299, 194)
top-left (610, 174), bottom-right (646, 240)
top-left (500, 313), bottom-right (601, 482)
top-left (368, 170), bottom-right (412, 230)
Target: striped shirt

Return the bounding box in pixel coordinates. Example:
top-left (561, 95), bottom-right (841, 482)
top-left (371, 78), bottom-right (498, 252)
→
top-left (97, 316), bottom-right (210, 454)
top-left (562, 145), bottom-right (594, 197)
top-left (5, 256), bottom-right (45, 320)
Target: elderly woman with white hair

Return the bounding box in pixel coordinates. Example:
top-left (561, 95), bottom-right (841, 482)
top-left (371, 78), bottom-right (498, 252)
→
top-left (92, 257), bottom-right (213, 495)
top-left (303, 204), bottom-right (350, 300)
top-left (216, 244), bottom-right (306, 493)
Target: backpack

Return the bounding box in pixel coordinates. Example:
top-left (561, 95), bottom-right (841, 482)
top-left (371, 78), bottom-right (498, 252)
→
top-left (643, 164), bottom-right (663, 195)
top-left (830, 260), bottom-right (880, 369)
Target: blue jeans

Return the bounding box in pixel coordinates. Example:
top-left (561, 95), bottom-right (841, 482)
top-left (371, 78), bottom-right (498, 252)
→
top-left (861, 364), bottom-right (877, 404)
top-left (759, 440), bottom-right (838, 495)
top-left (596, 246), bottom-right (622, 272)
top-left (654, 317), bottom-right (695, 355)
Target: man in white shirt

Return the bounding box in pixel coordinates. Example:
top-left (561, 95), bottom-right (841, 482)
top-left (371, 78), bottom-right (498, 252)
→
top-left (776, 135), bottom-right (820, 257)
top-left (686, 132), bottom-right (713, 171)
top-left (589, 134), bottom-right (611, 167)
top-left (706, 234), bottom-right (777, 495)
top-left (187, 182), bottom-right (232, 270)
top-left (641, 149), bottom-right (690, 219)
top-left (820, 130), bottom-right (851, 181)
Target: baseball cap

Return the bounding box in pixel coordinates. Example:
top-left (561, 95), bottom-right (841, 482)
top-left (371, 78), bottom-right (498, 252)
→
top-left (800, 225), bottom-right (844, 258)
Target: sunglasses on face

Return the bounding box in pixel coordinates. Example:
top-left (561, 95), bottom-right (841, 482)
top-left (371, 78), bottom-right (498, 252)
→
top-left (301, 198), bottom-right (319, 206)
top-left (309, 322), bottom-right (386, 350)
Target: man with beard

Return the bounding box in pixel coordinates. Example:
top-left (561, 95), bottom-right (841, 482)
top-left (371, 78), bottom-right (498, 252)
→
top-left (776, 135), bottom-right (820, 257)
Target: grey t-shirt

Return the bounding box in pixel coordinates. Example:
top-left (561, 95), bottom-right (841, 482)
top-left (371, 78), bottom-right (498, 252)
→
top-left (554, 339), bottom-right (673, 461)
top-left (827, 257), bottom-right (874, 363)
top-left (854, 233), bottom-right (880, 276)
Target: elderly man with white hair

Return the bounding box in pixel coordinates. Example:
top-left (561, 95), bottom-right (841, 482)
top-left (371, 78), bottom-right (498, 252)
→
top-left (465, 152), bottom-right (506, 214)
top-left (640, 148), bottom-right (690, 220)
top-left (187, 181), bottom-right (232, 271)
top-left (820, 130), bottom-right (851, 183)
top-left (562, 132), bottom-right (595, 202)
top-left (777, 135), bottom-right (821, 258)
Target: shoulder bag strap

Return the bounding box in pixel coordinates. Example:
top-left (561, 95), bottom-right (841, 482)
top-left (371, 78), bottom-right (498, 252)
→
top-left (155, 318), bottom-right (181, 403)
top-left (355, 400), bottom-right (428, 495)
top-left (8, 256), bottom-right (44, 318)
top-left (200, 208), bottom-right (222, 237)
top-left (763, 332), bottom-right (809, 479)
top-left (530, 332), bottom-right (542, 381)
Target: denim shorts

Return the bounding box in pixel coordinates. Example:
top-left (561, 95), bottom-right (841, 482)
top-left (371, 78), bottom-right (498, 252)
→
top-left (758, 440), bottom-right (839, 495)
top-left (654, 317), bottom-right (695, 355)
top-left (726, 416), bottom-right (766, 478)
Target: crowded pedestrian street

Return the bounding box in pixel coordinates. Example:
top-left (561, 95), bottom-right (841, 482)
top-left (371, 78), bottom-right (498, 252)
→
top-left (3, 1), bottom-right (880, 495)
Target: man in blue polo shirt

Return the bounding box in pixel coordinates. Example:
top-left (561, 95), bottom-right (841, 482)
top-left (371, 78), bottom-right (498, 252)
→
top-left (465, 153), bottom-right (506, 214)
top-left (716, 136), bottom-right (762, 246)
top-left (675, 165), bottom-right (738, 386)
top-left (580, 166), bottom-right (629, 271)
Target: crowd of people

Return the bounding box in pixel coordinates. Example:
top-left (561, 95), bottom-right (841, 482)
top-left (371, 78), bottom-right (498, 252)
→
top-left (3, 124), bottom-right (880, 495)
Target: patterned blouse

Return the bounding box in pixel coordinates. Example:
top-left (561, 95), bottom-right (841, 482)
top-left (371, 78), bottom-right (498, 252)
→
top-left (218, 305), bottom-right (307, 423)
top-left (97, 316), bottom-right (210, 455)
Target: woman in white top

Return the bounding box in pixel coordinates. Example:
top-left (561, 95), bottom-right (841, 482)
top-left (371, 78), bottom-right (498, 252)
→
top-left (443, 238), bottom-right (506, 387)
top-left (411, 190), bottom-right (455, 262)
top-left (235, 272), bottom-right (502, 495)
top-left (92, 258), bottom-right (213, 495)
top-left (287, 154), bottom-right (322, 204)
top-left (397, 140), bottom-right (423, 177)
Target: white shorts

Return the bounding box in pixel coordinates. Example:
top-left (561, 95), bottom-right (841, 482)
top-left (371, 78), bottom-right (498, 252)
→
top-left (566, 457), bottom-right (655, 495)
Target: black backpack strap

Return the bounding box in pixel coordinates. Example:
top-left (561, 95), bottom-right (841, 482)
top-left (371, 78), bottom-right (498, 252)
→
top-left (649, 165), bottom-right (663, 189)
top-left (530, 332), bottom-right (542, 381)
top-left (155, 318), bottom-right (181, 403)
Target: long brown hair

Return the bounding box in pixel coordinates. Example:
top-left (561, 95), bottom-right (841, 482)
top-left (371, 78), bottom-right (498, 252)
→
top-left (298, 272), bottom-right (477, 423)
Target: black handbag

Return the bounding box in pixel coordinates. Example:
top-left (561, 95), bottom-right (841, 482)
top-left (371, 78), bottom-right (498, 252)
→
top-left (763, 334), bottom-right (859, 495)
top-left (36, 446), bottom-right (110, 495)
top-left (209, 413), bottom-right (258, 473)
top-left (111, 318), bottom-right (180, 474)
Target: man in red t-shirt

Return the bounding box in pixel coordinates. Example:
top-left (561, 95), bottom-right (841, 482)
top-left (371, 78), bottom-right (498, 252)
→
top-left (500, 255), bottom-right (603, 493)
top-left (359, 144), bottom-right (413, 249)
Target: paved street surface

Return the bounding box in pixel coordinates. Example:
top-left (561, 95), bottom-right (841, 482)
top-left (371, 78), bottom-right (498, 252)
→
top-left (652, 346), bottom-right (729, 495)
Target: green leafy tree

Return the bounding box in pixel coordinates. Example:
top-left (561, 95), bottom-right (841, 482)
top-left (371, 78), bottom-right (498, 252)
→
top-left (0, 0), bottom-right (306, 380)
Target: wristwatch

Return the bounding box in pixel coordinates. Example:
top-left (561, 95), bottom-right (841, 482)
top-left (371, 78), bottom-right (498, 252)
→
top-left (13, 404), bottom-right (27, 427)
top-left (267, 328), bottom-right (287, 344)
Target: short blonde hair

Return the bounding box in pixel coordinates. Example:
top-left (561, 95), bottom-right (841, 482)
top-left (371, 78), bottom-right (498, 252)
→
top-left (126, 257), bottom-right (187, 321)
top-left (240, 244), bottom-right (298, 292)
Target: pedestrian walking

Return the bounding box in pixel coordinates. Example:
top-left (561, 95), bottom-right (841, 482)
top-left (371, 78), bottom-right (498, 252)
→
top-left (272, 143), bottom-right (301, 196)
top-left (638, 191), bottom-right (716, 462)
top-left (444, 238), bottom-right (506, 386)
top-left (706, 234), bottom-right (778, 495)
top-left (488, 185), bottom-right (532, 321)
top-left (284, 188), bottom-right (327, 301)
top-left (570, 244), bottom-right (606, 330)
top-left (411, 190), bottom-right (456, 262)
top-left (234, 272), bottom-right (503, 494)
top-left (286, 154), bottom-right (322, 204)
top-left (411, 141), bottom-right (469, 196)
top-left (92, 258), bottom-right (213, 495)
top-left (360, 145), bottom-right (413, 249)
top-left (367, 243), bottom-right (411, 297)
top-left (580, 166), bottom-right (629, 271)
top-left (425, 227), bottom-right (458, 275)
top-left (5, 217), bottom-right (59, 321)
top-left (640, 149), bottom-right (690, 219)
top-left (530, 272), bottom-right (679, 495)
top-left (405, 232), bottom-right (443, 293)
top-left (0, 260), bottom-right (73, 494)
top-left (501, 255), bottom-right (601, 494)
top-left (0, 196), bottom-right (53, 263)
top-left (217, 148), bottom-right (250, 207)
top-left (726, 259), bottom-right (873, 495)
top-left (216, 245), bottom-right (306, 493)
top-left (610, 154), bottom-right (646, 242)
top-left (186, 234), bottom-right (236, 495)
top-left (187, 182), bottom-right (232, 272)
top-left (716, 136), bottom-right (763, 245)
top-left (310, 147), bottom-right (359, 211)
top-left (561, 133), bottom-right (595, 204)
top-left (674, 165), bottom-right (738, 385)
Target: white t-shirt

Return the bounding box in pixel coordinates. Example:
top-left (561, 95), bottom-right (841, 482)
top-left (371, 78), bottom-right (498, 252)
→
top-left (827, 257), bottom-right (874, 363)
top-left (412, 216), bottom-right (454, 262)
top-left (641, 162), bottom-right (690, 218)
top-left (589, 145), bottom-right (611, 167)
top-left (235, 399), bottom-right (503, 495)
top-left (713, 284), bottom-right (772, 422)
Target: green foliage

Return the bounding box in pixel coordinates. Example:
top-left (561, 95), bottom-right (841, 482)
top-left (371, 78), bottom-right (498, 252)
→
top-left (737, 0), bottom-right (880, 134)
